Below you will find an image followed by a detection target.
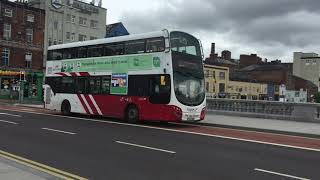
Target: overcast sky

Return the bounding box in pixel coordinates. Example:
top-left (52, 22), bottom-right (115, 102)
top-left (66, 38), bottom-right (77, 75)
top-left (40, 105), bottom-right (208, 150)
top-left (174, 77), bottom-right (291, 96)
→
top-left (96, 0), bottom-right (320, 61)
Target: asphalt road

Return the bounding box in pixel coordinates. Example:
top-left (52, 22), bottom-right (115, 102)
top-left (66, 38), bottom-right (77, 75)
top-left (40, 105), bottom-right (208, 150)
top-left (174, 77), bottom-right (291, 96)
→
top-left (0, 108), bottom-right (319, 180)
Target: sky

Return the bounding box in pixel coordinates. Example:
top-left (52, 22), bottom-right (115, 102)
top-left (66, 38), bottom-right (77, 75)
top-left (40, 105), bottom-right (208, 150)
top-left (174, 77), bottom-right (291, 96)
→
top-left (96, 0), bottom-right (320, 62)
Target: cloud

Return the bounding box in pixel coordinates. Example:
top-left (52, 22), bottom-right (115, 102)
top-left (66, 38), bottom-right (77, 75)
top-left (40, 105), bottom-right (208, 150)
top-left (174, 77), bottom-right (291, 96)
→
top-left (119, 0), bottom-right (320, 61)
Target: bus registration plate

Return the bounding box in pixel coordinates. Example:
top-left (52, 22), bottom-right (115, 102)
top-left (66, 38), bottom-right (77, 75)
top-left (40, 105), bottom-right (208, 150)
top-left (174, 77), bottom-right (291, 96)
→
top-left (186, 114), bottom-right (197, 121)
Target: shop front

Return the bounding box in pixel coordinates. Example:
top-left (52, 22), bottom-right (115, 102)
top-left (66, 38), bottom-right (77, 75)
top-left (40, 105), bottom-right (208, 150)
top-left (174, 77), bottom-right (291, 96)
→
top-left (0, 70), bottom-right (43, 101)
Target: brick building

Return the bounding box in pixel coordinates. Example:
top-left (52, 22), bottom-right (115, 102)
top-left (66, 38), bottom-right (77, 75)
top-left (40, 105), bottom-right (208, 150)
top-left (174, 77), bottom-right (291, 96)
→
top-left (232, 63), bottom-right (317, 101)
top-left (239, 54), bottom-right (263, 69)
top-left (0, 0), bottom-right (45, 100)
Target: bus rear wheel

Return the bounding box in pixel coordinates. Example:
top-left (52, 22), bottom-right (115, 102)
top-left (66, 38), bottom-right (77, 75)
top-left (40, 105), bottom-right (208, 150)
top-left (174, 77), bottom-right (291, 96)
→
top-left (61, 100), bottom-right (71, 116)
top-left (125, 105), bottom-right (139, 123)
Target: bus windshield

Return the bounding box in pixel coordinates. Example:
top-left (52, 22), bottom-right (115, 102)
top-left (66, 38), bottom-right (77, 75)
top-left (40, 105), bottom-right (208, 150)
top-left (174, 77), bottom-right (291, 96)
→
top-left (171, 31), bottom-right (205, 106)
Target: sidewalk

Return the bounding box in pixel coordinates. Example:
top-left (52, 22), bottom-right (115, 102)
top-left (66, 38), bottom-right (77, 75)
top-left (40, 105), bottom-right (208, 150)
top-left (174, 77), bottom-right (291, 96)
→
top-left (0, 99), bottom-right (44, 108)
top-left (202, 112), bottom-right (320, 136)
top-left (0, 157), bottom-right (51, 180)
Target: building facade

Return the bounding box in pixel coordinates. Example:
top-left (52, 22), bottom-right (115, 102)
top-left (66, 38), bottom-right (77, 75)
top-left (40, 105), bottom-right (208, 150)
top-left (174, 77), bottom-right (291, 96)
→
top-left (204, 64), bottom-right (229, 98)
top-left (28, 0), bottom-right (107, 63)
top-left (284, 89), bottom-right (307, 103)
top-left (0, 0), bottom-right (45, 100)
top-left (293, 52), bottom-right (320, 90)
top-left (227, 81), bottom-right (268, 100)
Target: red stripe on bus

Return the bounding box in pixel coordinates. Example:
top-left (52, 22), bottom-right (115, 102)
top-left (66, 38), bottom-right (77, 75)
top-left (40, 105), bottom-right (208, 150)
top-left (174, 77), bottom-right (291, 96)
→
top-left (79, 72), bottom-right (90, 76)
top-left (77, 94), bottom-right (90, 114)
top-left (70, 72), bottom-right (77, 76)
top-left (84, 95), bottom-right (98, 115)
top-left (55, 72), bottom-right (67, 76)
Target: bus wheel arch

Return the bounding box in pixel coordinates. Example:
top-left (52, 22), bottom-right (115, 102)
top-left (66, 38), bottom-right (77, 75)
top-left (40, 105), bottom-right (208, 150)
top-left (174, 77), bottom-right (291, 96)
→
top-left (61, 100), bottom-right (71, 116)
top-left (125, 104), bottom-right (140, 123)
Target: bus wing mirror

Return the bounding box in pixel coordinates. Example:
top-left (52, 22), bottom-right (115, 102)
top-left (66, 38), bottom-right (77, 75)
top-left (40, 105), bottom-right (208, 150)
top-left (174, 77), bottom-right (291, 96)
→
top-left (162, 29), bottom-right (171, 53)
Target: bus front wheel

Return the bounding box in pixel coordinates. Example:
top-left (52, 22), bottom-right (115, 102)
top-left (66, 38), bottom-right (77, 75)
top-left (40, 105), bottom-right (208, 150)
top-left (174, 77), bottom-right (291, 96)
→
top-left (125, 105), bottom-right (139, 123)
top-left (61, 100), bottom-right (71, 116)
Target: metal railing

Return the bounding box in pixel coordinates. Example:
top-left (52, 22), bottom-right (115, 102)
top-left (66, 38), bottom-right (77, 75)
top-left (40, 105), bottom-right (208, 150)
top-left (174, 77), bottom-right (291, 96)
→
top-left (206, 98), bottom-right (320, 123)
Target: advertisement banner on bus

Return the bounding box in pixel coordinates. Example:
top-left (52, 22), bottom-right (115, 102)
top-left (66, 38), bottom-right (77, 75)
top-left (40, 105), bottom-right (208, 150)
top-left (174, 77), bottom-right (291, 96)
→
top-left (57, 55), bottom-right (156, 73)
top-left (111, 73), bottom-right (128, 95)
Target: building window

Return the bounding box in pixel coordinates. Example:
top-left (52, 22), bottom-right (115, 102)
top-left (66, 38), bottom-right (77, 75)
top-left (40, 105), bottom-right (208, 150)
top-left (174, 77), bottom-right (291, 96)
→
top-left (66, 14), bottom-right (71, 22)
top-left (26, 28), bottom-right (33, 43)
top-left (54, 21), bottom-right (58, 30)
top-left (79, 34), bottom-right (87, 41)
top-left (4, 9), bottom-right (13, 17)
top-left (3, 23), bottom-right (11, 40)
top-left (90, 36), bottom-right (97, 40)
top-left (219, 83), bottom-right (225, 93)
top-left (219, 72), bottom-right (225, 80)
top-left (71, 33), bottom-right (75, 41)
top-left (90, 20), bottom-right (98, 28)
top-left (66, 32), bottom-right (70, 41)
top-left (79, 17), bottom-right (87, 26)
top-left (71, 15), bottom-right (76, 23)
top-left (1, 48), bottom-right (10, 66)
top-left (48, 38), bottom-right (52, 46)
top-left (27, 14), bottom-right (35, 22)
top-left (25, 52), bottom-right (32, 68)
top-left (206, 82), bottom-right (209, 92)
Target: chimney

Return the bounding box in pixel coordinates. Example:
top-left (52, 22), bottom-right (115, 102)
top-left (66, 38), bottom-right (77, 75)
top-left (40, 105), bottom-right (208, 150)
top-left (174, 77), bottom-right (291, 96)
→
top-left (211, 43), bottom-right (215, 56)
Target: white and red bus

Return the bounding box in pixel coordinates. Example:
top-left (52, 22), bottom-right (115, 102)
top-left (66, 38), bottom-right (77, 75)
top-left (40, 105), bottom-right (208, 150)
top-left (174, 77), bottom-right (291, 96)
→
top-left (44, 30), bottom-right (206, 123)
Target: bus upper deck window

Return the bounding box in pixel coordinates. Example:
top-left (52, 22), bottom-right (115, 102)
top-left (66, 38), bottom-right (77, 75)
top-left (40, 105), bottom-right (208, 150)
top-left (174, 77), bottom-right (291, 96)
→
top-left (146, 38), bottom-right (165, 53)
top-left (78, 47), bottom-right (88, 58)
top-left (51, 50), bottom-right (62, 60)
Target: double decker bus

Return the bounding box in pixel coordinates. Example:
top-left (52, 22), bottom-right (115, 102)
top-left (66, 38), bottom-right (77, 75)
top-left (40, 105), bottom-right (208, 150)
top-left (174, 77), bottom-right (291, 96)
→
top-left (44, 30), bottom-right (206, 123)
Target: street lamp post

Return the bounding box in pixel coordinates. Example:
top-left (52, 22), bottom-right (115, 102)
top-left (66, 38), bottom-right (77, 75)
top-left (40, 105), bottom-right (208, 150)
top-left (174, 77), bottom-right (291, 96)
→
top-left (19, 71), bottom-right (25, 103)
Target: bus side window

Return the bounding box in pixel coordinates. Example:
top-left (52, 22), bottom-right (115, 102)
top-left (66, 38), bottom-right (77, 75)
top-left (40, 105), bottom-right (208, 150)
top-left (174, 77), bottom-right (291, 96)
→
top-left (63, 48), bottom-right (77, 59)
top-left (149, 75), bottom-right (171, 104)
top-left (76, 77), bottom-right (89, 94)
top-left (125, 40), bottom-right (145, 55)
top-left (128, 75), bottom-right (149, 96)
top-left (89, 76), bottom-right (101, 94)
top-left (50, 50), bottom-right (63, 60)
top-left (61, 77), bottom-right (75, 94)
top-left (146, 38), bottom-right (165, 53)
top-left (101, 76), bottom-right (110, 94)
top-left (88, 46), bottom-right (103, 57)
top-left (47, 51), bottom-right (53, 61)
top-left (78, 47), bottom-right (88, 58)
top-left (104, 43), bottom-right (124, 56)
top-left (45, 77), bottom-right (61, 94)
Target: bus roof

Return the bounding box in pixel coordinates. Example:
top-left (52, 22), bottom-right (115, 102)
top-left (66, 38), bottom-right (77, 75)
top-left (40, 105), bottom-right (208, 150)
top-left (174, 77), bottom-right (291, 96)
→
top-left (48, 30), bottom-right (167, 51)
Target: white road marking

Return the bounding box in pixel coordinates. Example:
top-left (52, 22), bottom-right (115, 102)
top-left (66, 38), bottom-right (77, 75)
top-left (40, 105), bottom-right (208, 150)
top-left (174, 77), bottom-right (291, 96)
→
top-left (0, 120), bottom-right (19, 125)
top-left (254, 168), bottom-right (311, 180)
top-left (41, 128), bottom-right (76, 135)
top-left (1, 107), bottom-right (320, 152)
top-left (116, 141), bottom-right (176, 154)
top-left (0, 112), bottom-right (22, 117)
top-left (20, 108), bottom-right (36, 112)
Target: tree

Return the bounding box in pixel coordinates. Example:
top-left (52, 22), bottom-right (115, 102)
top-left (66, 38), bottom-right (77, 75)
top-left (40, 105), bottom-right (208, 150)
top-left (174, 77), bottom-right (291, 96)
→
top-left (314, 92), bottom-right (320, 103)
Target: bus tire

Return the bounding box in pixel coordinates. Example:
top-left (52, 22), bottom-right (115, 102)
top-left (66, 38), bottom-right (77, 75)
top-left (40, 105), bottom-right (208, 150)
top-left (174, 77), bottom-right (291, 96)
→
top-left (61, 100), bottom-right (71, 116)
top-left (125, 105), bottom-right (139, 123)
